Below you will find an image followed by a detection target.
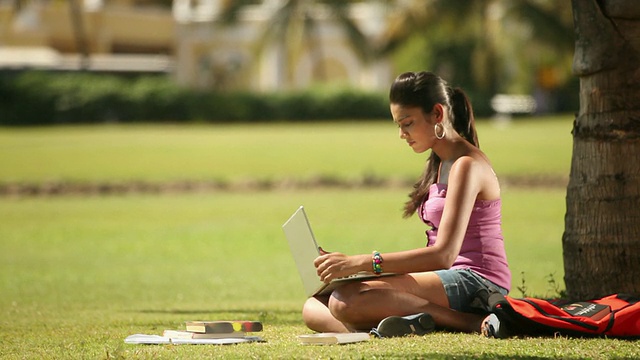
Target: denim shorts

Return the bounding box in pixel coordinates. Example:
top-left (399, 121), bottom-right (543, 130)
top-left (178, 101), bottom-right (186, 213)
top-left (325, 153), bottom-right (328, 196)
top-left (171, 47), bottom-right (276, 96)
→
top-left (434, 268), bottom-right (508, 313)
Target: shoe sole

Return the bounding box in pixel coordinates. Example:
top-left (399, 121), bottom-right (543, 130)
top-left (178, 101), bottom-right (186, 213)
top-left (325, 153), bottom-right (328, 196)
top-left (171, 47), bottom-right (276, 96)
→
top-left (376, 313), bottom-right (435, 337)
top-left (481, 314), bottom-right (505, 338)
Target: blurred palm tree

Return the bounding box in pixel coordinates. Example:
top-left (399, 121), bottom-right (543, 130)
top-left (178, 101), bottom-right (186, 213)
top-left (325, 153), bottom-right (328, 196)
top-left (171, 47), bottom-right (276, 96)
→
top-left (216, 0), bottom-right (574, 111)
top-left (217, 0), bottom-right (375, 87)
top-left (378, 0), bottom-right (574, 112)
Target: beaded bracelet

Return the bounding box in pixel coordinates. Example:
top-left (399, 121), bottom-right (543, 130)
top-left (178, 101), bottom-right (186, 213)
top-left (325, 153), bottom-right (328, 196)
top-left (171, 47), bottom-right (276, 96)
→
top-left (372, 251), bottom-right (383, 274)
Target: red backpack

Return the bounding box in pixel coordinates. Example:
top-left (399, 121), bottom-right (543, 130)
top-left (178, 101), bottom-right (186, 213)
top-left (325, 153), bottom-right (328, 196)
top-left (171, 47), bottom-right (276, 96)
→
top-left (484, 292), bottom-right (640, 338)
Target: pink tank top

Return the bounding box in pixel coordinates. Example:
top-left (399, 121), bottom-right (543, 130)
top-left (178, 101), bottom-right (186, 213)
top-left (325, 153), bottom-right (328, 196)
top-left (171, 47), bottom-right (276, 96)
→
top-left (419, 183), bottom-right (511, 291)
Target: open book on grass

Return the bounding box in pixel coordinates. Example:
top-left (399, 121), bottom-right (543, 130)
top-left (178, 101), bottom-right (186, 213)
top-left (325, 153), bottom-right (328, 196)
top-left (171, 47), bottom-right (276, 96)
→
top-left (125, 334), bottom-right (262, 345)
top-left (125, 320), bottom-right (264, 345)
top-left (162, 330), bottom-right (247, 339)
top-left (298, 332), bottom-right (370, 345)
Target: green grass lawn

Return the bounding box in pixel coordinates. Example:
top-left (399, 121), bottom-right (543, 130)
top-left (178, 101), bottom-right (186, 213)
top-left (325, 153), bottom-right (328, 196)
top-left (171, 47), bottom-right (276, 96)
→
top-left (0, 115), bottom-right (573, 183)
top-left (1, 190), bottom-right (637, 359)
top-left (3, 116), bottom-right (636, 359)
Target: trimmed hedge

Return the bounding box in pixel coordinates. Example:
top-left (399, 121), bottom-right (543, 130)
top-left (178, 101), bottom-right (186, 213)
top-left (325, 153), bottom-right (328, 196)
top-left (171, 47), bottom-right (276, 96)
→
top-left (0, 71), bottom-right (392, 125)
top-left (1, 71), bottom-right (522, 125)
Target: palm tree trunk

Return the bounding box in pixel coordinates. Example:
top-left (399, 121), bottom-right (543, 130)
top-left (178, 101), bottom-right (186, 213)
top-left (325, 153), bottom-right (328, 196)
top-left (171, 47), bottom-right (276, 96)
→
top-left (563, 0), bottom-right (640, 299)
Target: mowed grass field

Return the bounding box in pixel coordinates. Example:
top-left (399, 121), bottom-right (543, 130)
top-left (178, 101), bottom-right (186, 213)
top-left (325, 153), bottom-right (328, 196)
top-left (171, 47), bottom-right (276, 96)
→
top-left (0, 115), bottom-right (571, 183)
top-left (3, 116), bottom-right (637, 359)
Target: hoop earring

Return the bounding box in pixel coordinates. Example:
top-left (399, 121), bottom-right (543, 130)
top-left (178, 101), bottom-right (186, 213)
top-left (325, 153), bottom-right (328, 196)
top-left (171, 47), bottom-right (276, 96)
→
top-left (434, 123), bottom-right (445, 140)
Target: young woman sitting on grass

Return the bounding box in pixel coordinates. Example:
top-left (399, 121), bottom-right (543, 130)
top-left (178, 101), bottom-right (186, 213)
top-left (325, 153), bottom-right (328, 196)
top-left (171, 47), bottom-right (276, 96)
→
top-left (302, 71), bottom-right (511, 337)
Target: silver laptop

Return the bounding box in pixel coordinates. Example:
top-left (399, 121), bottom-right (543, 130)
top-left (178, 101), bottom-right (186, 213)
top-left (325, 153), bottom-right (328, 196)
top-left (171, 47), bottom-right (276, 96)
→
top-left (282, 206), bottom-right (392, 297)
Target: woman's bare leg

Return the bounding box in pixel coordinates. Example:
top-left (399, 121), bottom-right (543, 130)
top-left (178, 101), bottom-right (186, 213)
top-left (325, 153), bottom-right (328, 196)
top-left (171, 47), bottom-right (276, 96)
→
top-left (330, 285), bottom-right (485, 332)
top-left (328, 272), bottom-right (485, 333)
top-left (302, 295), bottom-right (350, 333)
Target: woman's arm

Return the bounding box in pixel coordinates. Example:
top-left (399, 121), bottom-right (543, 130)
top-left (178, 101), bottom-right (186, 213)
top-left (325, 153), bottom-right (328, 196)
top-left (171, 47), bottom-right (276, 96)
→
top-left (375, 156), bottom-right (483, 273)
top-left (315, 156), bottom-right (486, 281)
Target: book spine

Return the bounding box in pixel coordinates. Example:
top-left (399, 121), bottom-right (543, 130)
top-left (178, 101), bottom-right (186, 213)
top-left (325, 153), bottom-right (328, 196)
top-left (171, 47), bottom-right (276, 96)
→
top-left (185, 321), bottom-right (263, 334)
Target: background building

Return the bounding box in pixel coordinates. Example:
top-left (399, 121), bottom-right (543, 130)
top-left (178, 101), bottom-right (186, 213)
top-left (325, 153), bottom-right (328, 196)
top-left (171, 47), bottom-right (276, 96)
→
top-left (0, 0), bottom-right (393, 91)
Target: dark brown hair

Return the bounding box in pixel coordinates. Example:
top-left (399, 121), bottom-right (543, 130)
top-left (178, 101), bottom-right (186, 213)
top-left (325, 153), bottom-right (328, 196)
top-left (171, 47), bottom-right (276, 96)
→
top-left (389, 71), bottom-right (479, 217)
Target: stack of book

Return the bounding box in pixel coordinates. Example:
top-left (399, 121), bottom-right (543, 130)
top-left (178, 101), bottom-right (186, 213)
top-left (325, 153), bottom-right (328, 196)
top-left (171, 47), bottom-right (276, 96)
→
top-left (162, 320), bottom-right (263, 340)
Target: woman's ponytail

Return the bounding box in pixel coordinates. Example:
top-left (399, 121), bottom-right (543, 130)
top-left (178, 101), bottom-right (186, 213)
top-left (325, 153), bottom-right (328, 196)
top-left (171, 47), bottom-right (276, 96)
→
top-left (448, 87), bottom-right (479, 148)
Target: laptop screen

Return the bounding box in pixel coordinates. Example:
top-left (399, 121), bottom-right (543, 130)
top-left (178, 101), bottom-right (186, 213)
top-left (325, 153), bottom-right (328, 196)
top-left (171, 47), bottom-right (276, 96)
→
top-left (282, 206), bottom-right (325, 297)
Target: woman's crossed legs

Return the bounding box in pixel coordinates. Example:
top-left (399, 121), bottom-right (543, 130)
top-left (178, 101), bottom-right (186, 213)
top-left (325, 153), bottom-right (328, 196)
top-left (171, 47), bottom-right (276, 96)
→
top-left (302, 271), bottom-right (487, 333)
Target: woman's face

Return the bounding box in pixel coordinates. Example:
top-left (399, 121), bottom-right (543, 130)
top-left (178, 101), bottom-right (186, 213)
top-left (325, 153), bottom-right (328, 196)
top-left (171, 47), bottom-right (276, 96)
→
top-left (390, 103), bottom-right (436, 154)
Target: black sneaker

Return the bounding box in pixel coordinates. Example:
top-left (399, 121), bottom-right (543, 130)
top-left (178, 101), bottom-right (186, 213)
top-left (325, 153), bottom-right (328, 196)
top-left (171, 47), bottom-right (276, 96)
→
top-left (373, 313), bottom-right (435, 338)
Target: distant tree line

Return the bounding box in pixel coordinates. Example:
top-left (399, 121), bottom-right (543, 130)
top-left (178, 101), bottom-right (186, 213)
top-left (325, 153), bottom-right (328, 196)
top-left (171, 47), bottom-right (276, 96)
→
top-left (0, 71), bottom-right (394, 125)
